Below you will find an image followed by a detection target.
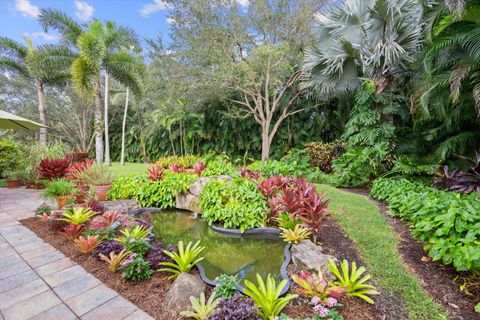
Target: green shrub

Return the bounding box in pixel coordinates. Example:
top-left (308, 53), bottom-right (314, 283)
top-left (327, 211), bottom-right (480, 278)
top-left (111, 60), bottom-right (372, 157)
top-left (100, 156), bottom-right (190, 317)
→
top-left (109, 171), bottom-right (196, 208)
top-left (214, 274), bottom-right (239, 299)
top-left (121, 254), bottom-right (153, 281)
top-left (200, 177), bottom-right (268, 232)
top-left (156, 155), bottom-right (201, 169)
top-left (370, 178), bottom-right (480, 271)
top-left (0, 141), bottom-right (20, 178)
top-left (202, 154), bottom-right (237, 177)
top-left (331, 143), bottom-right (392, 187)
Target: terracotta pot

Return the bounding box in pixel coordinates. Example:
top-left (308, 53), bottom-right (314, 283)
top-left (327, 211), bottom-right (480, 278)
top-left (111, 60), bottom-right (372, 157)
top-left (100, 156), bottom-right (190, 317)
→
top-left (6, 179), bottom-right (20, 189)
top-left (56, 195), bottom-right (75, 209)
top-left (92, 184), bottom-right (111, 201)
top-left (25, 180), bottom-right (35, 189)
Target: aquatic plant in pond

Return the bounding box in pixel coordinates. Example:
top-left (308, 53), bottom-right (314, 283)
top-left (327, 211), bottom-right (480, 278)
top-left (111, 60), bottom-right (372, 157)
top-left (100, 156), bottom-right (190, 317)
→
top-left (150, 209), bottom-right (288, 286)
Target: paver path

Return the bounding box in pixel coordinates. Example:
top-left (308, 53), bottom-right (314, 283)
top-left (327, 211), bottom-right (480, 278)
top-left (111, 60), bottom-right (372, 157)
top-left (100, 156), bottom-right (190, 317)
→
top-left (0, 188), bottom-right (153, 320)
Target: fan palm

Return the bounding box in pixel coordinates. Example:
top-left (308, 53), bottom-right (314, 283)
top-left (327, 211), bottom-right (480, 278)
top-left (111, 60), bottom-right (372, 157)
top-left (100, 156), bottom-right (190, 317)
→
top-left (0, 36), bottom-right (73, 143)
top-left (302, 0), bottom-right (423, 97)
top-left (39, 9), bottom-right (144, 164)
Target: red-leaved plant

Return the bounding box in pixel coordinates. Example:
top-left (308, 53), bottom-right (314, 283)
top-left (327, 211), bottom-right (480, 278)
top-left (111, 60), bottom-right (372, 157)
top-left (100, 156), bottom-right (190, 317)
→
top-left (83, 200), bottom-right (106, 213)
top-left (74, 235), bottom-right (102, 253)
top-left (297, 192), bottom-right (331, 241)
top-left (65, 152), bottom-right (90, 163)
top-left (38, 158), bottom-right (71, 180)
top-left (193, 161), bottom-right (206, 176)
top-left (148, 165), bottom-right (164, 181)
top-left (67, 159), bottom-right (94, 180)
top-left (170, 163), bottom-right (186, 173)
top-left (291, 270), bottom-right (346, 301)
top-left (59, 224), bottom-right (84, 240)
top-left (240, 167), bottom-right (261, 180)
top-left (90, 211), bottom-right (123, 230)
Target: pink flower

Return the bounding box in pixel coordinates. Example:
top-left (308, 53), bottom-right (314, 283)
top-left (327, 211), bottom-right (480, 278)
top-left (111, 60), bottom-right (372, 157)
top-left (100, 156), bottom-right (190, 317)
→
top-left (129, 238), bottom-right (136, 243)
top-left (313, 305), bottom-right (329, 317)
top-left (326, 297), bottom-right (337, 307)
top-left (311, 297), bottom-right (321, 305)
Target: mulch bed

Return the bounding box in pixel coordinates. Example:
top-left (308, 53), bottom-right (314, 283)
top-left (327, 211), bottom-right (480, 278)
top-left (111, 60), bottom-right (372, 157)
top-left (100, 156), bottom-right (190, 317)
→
top-left (341, 187), bottom-right (479, 320)
top-left (22, 216), bottom-right (385, 320)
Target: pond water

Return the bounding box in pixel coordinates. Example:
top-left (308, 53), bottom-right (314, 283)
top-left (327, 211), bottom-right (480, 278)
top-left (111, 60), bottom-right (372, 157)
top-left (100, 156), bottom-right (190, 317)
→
top-left (150, 209), bottom-right (288, 286)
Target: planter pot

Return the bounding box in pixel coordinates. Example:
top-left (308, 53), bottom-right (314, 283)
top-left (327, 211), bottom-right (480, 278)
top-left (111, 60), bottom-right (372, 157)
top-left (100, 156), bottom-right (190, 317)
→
top-left (92, 184), bottom-right (111, 201)
top-left (6, 179), bottom-right (20, 189)
top-left (56, 195), bottom-right (75, 209)
top-left (25, 180), bottom-right (35, 189)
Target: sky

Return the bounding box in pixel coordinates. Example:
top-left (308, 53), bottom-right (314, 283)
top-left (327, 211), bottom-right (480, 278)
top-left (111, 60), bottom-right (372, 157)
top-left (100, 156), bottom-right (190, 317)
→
top-left (0, 0), bottom-right (173, 48)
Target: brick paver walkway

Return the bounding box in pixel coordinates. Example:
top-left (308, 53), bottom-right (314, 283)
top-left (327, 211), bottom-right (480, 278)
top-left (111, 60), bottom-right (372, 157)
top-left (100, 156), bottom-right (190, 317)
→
top-left (0, 188), bottom-right (153, 320)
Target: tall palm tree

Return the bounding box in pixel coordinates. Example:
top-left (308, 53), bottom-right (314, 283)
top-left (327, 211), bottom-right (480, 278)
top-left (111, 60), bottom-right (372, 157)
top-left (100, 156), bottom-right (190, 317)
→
top-left (0, 36), bottom-right (73, 143)
top-left (302, 0), bottom-right (424, 97)
top-left (39, 9), bottom-right (143, 164)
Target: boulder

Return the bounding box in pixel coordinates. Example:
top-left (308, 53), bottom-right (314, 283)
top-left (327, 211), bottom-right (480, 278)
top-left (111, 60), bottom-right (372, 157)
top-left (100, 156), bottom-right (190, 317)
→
top-left (291, 240), bottom-right (337, 279)
top-left (100, 199), bottom-right (141, 214)
top-left (163, 273), bottom-right (206, 314)
top-left (176, 175), bottom-right (232, 212)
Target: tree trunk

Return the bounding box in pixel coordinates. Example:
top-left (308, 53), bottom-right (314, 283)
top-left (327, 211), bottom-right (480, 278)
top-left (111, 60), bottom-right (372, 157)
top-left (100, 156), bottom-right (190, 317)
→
top-left (36, 81), bottom-right (47, 145)
top-left (94, 75), bottom-right (104, 164)
top-left (261, 126), bottom-right (270, 162)
top-left (104, 71), bottom-right (111, 166)
top-left (120, 87), bottom-right (129, 166)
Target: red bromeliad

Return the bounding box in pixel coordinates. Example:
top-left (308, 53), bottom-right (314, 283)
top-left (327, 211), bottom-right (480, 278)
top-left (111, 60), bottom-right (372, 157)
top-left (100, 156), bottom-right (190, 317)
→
top-left (193, 161), bottom-right (206, 176)
top-left (148, 165), bottom-right (164, 181)
top-left (59, 224), bottom-right (84, 240)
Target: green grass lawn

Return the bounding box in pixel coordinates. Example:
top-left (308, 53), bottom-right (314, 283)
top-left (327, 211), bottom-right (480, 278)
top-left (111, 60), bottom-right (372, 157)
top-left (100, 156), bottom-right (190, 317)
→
top-left (109, 162), bottom-right (148, 177)
top-left (317, 184), bottom-right (447, 320)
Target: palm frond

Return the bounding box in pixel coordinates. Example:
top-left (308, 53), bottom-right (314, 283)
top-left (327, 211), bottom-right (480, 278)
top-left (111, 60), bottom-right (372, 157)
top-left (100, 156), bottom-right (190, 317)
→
top-left (0, 57), bottom-right (30, 78)
top-left (39, 8), bottom-right (83, 45)
top-left (0, 37), bottom-right (28, 60)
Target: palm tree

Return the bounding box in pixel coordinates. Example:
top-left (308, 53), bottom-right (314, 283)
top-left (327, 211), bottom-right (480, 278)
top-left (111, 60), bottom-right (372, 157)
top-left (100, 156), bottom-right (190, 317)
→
top-left (302, 0), bottom-right (424, 97)
top-left (0, 36), bottom-right (73, 143)
top-left (412, 3), bottom-right (480, 159)
top-left (39, 9), bottom-right (143, 164)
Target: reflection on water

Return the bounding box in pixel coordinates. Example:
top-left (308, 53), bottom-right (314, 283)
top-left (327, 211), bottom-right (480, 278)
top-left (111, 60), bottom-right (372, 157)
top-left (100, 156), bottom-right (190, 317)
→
top-left (151, 209), bottom-right (286, 285)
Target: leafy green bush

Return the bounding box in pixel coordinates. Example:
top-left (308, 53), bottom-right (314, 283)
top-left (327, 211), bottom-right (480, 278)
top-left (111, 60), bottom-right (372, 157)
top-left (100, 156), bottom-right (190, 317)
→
top-left (0, 141), bottom-right (20, 178)
top-left (214, 274), bottom-right (239, 299)
top-left (202, 154), bottom-right (237, 176)
top-left (109, 172), bottom-right (196, 208)
top-left (121, 254), bottom-right (153, 281)
top-left (305, 141), bottom-right (346, 173)
top-left (200, 177), bottom-right (268, 232)
top-left (370, 178), bottom-right (480, 271)
top-left (156, 155), bottom-right (201, 168)
top-left (42, 179), bottom-right (76, 200)
top-left (331, 143), bottom-right (392, 187)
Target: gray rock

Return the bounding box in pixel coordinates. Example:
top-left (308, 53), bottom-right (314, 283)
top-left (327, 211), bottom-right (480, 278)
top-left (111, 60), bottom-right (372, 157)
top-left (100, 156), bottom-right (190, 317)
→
top-left (163, 273), bottom-right (206, 314)
top-left (291, 240), bottom-right (337, 279)
top-left (101, 199), bottom-right (140, 214)
top-left (176, 175), bottom-right (232, 212)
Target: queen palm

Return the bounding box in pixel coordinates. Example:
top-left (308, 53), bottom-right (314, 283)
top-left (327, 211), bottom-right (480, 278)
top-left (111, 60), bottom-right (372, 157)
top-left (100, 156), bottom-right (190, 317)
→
top-left (302, 0), bottom-right (424, 97)
top-left (39, 9), bottom-right (143, 164)
top-left (0, 36), bottom-right (73, 143)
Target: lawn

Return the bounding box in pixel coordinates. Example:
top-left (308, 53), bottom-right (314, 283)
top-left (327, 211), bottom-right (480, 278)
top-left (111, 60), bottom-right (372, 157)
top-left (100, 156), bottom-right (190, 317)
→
top-left (109, 162), bottom-right (148, 177)
top-left (317, 184), bottom-right (446, 320)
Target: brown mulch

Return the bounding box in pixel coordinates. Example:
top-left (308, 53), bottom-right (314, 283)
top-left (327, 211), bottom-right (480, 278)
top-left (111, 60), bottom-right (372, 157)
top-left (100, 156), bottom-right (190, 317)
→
top-left (341, 187), bottom-right (480, 320)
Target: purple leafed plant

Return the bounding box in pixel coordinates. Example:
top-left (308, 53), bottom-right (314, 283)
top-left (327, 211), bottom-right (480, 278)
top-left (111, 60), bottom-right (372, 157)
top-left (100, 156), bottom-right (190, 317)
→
top-left (434, 152), bottom-right (480, 194)
top-left (93, 240), bottom-right (124, 260)
top-left (46, 213), bottom-right (69, 231)
top-left (208, 294), bottom-right (261, 320)
top-left (145, 242), bottom-right (177, 269)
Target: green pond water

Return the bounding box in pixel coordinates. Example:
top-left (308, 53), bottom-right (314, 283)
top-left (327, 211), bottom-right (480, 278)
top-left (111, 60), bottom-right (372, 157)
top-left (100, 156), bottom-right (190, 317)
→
top-left (151, 209), bottom-right (287, 285)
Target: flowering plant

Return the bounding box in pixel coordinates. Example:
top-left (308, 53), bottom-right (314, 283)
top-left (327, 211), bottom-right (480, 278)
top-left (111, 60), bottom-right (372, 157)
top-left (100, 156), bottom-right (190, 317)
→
top-left (121, 254), bottom-right (152, 281)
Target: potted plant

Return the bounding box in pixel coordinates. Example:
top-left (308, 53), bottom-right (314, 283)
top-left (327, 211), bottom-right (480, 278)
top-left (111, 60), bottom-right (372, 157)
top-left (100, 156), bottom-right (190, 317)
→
top-left (4, 169), bottom-right (21, 189)
top-left (23, 166), bottom-right (38, 189)
top-left (42, 179), bottom-right (77, 209)
top-left (76, 164), bottom-right (113, 201)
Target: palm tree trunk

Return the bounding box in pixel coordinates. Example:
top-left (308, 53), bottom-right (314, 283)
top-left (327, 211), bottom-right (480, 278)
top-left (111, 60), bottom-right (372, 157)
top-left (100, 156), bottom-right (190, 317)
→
top-left (104, 71), bottom-right (111, 166)
top-left (120, 87), bottom-right (129, 166)
top-left (94, 75), bottom-right (104, 164)
top-left (36, 81), bottom-right (47, 145)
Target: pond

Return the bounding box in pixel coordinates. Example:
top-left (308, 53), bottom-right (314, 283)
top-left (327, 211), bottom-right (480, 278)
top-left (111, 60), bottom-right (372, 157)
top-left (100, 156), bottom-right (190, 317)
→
top-left (150, 209), bottom-right (289, 287)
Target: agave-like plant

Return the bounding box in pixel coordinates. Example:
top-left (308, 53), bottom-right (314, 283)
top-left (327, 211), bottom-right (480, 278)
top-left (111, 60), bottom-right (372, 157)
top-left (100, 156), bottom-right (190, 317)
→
top-left (243, 274), bottom-right (298, 320)
top-left (147, 165), bottom-right (164, 181)
top-left (117, 225), bottom-right (150, 240)
top-left (158, 241), bottom-right (205, 279)
top-left (74, 235), bottom-right (102, 253)
top-left (180, 293), bottom-right (220, 320)
top-left (291, 270), bottom-right (346, 301)
top-left (89, 211), bottom-right (122, 230)
top-left (328, 259), bottom-right (380, 304)
top-left (279, 225), bottom-right (311, 244)
top-left (99, 249), bottom-right (131, 272)
top-left (58, 207), bottom-right (96, 225)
